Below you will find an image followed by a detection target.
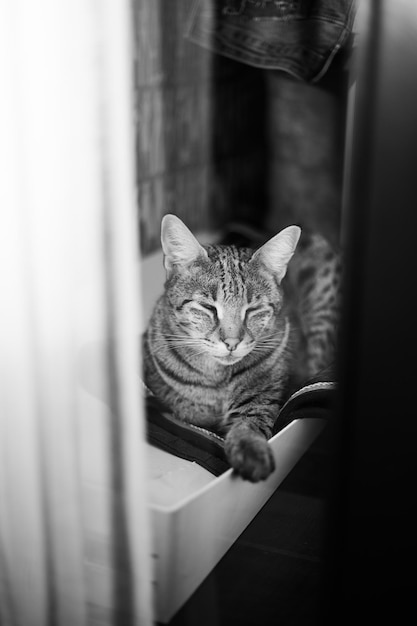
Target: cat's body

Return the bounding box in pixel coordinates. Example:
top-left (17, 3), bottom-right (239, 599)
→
top-left (144, 215), bottom-right (340, 482)
top-left (286, 231), bottom-right (341, 385)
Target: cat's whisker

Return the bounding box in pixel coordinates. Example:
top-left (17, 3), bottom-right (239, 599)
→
top-left (152, 338), bottom-right (204, 347)
top-left (251, 347), bottom-right (275, 355)
top-left (255, 340), bottom-right (281, 349)
top-left (147, 339), bottom-right (211, 360)
top-left (189, 350), bottom-right (210, 359)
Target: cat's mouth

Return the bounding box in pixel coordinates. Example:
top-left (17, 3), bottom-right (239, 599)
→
top-left (214, 353), bottom-right (244, 365)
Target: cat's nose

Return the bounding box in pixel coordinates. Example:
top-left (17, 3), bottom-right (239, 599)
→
top-left (224, 337), bottom-right (239, 352)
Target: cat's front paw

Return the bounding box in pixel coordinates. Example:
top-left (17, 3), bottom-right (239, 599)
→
top-left (225, 430), bottom-right (275, 482)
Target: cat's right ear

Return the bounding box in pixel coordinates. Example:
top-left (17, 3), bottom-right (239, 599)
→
top-left (161, 214), bottom-right (208, 277)
top-left (251, 225), bottom-right (301, 283)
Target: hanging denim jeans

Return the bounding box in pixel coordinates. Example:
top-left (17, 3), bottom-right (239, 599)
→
top-left (186, 0), bottom-right (357, 82)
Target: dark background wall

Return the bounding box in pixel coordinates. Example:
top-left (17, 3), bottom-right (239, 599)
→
top-left (133, 0), bottom-right (349, 255)
top-left (133, 0), bottom-right (268, 256)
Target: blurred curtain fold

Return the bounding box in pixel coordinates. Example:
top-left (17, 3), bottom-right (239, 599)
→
top-left (0, 1), bottom-right (153, 624)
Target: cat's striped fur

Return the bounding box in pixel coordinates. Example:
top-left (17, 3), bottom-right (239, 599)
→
top-left (286, 231), bottom-right (341, 383)
top-left (144, 215), bottom-right (340, 482)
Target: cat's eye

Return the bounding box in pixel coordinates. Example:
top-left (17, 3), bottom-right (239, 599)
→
top-left (200, 303), bottom-right (217, 315)
top-left (246, 304), bottom-right (267, 315)
top-left (187, 301), bottom-right (218, 319)
top-left (181, 299), bottom-right (216, 313)
top-left (195, 303), bottom-right (218, 318)
top-left (244, 304), bottom-right (273, 321)
top-left (246, 305), bottom-right (262, 314)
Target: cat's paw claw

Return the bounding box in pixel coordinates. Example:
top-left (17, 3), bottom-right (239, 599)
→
top-left (225, 434), bottom-right (275, 482)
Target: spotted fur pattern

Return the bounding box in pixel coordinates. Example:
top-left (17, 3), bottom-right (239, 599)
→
top-left (144, 215), bottom-right (340, 482)
top-left (285, 232), bottom-right (341, 385)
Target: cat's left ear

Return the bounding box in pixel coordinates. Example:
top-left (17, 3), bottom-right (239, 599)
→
top-left (161, 214), bottom-right (208, 276)
top-left (251, 225), bottom-right (301, 283)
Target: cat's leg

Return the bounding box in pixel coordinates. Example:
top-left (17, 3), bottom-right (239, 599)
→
top-left (224, 410), bottom-right (276, 482)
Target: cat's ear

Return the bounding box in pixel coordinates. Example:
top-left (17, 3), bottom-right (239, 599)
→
top-left (251, 225), bottom-right (301, 283)
top-left (161, 214), bottom-right (208, 276)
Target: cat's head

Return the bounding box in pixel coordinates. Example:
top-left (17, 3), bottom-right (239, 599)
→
top-left (160, 214), bottom-right (300, 366)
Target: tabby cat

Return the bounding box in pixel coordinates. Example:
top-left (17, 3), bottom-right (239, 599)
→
top-left (143, 214), bottom-right (340, 482)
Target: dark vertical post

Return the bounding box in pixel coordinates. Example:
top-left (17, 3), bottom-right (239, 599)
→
top-left (323, 1), bottom-right (417, 622)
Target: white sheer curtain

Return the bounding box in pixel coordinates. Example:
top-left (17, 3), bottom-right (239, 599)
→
top-left (0, 1), bottom-right (153, 624)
